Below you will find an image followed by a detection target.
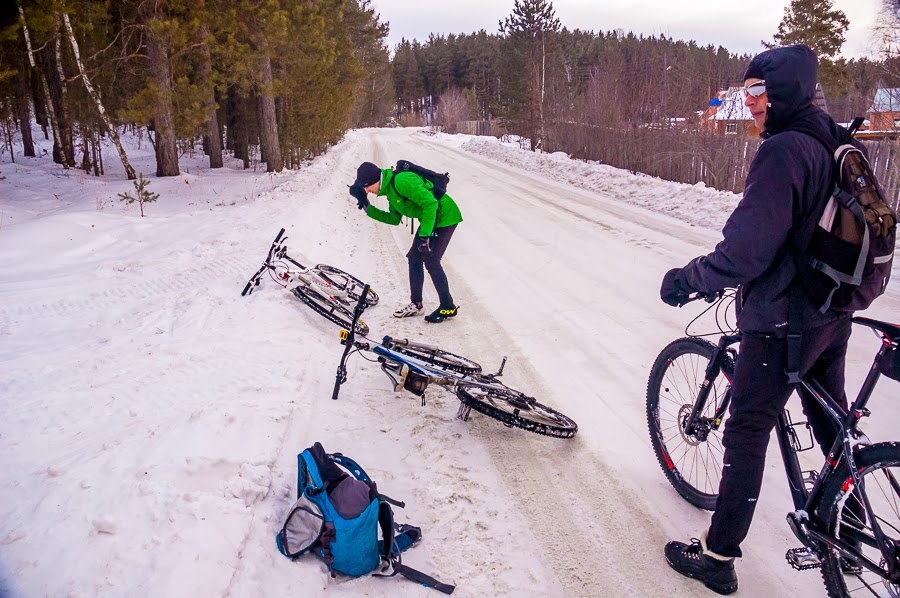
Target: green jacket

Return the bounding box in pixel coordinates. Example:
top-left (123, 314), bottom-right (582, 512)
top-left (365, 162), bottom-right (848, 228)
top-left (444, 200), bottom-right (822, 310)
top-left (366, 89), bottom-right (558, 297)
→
top-left (365, 168), bottom-right (463, 237)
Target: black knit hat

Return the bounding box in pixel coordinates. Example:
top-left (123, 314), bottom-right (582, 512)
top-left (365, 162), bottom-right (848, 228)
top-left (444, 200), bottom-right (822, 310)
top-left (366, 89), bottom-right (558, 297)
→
top-left (355, 162), bottom-right (381, 187)
top-left (742, 60), bottom-right (765, 83)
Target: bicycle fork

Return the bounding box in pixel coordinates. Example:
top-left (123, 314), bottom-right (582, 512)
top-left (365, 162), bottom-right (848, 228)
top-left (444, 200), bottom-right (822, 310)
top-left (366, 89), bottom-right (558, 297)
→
top-left (684, 337), bottom-right (736, 439)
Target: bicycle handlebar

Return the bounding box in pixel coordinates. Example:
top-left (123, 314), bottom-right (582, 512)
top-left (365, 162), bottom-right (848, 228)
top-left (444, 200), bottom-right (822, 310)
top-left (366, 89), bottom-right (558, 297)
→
top-left (680, 290), bottom-right (724, 306)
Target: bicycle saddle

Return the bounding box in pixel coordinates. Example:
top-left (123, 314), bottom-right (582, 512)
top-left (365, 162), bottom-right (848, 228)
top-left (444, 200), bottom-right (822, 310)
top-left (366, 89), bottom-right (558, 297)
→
top-left (853, 316), bottom-right (900, 344)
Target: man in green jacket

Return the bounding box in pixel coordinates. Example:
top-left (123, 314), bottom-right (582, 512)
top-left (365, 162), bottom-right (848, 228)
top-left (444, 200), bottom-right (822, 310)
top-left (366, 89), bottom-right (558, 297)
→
top-left (349, 161), bottom-right (463, 323)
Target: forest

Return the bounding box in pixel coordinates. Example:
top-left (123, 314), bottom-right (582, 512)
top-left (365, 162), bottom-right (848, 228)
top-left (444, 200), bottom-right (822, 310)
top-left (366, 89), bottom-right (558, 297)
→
top-left (0, 0), bottom-right (898, 196)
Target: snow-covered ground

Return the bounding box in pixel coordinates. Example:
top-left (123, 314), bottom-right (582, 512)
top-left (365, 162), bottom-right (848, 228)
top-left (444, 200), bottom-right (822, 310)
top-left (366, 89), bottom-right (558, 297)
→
top-left (1, 127), bottom-right (897, 598)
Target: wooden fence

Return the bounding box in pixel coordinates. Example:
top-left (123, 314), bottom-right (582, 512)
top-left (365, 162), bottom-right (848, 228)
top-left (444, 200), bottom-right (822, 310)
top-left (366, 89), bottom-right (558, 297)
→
top-left (542, 123), bottom-right (900, 210)
top-left (450, 120), bottom-right (507, 137)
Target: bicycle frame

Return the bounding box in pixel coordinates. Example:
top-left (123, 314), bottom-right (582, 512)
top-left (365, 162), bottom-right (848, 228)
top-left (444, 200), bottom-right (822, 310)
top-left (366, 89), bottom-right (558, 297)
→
top-left (273, 255), bottom-right (355, 305)
top-left (333, 291), bottom-right (504, 399)
top-left (784, 333), bottom-right (900, 581)
top-left (683, 322), bottom-right (900, 581)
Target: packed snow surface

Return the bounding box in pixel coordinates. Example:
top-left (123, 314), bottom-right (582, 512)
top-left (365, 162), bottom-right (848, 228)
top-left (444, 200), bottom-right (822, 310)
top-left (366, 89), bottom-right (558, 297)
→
top-left (1, 128), bottom-right (897, 597)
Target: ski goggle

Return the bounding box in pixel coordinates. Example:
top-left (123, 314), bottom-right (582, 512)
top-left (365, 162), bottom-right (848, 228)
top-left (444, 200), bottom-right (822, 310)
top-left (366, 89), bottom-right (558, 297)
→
top-left (742, 81), bottom-right (766, 98)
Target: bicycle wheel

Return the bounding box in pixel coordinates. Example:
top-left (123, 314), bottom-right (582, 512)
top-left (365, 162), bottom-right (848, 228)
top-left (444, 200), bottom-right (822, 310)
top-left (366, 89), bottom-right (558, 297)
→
top-left (291, 285), bottom-right (369, 336)
top-left (457, 383), bottom-right (577, 438)
top-left (315, 265), bottom-right (378, 306)
top-left (389, 344), bottom-right (482, 375)
top-left (818, 442), bottom-right (900, 598)
top-left (647, 337), bottom-right (733, 511)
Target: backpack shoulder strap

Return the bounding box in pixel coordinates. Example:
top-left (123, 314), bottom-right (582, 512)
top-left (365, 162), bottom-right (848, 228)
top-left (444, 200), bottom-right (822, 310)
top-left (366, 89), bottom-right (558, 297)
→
top-left (389, 170), bottom-right (410, 202)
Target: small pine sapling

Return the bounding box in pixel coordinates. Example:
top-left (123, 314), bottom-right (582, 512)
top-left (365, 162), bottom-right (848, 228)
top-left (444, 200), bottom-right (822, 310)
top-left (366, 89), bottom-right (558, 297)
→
top-left (117, 173), bottom-right (159, 217)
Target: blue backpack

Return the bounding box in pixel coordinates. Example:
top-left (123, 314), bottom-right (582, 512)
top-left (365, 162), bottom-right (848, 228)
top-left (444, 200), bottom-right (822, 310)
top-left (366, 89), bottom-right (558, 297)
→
top-left (276, 443), bottom-right (454, 594)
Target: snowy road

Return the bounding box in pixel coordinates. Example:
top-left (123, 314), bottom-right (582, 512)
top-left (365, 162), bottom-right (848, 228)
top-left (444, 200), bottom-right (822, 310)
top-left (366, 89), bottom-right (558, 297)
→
top-left (1, 128), bottom-right (897, 597)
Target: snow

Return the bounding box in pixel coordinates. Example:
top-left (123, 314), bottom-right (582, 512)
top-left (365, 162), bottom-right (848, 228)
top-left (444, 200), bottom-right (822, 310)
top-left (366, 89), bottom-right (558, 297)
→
top-left (1, 126), bottom-right (898, 598)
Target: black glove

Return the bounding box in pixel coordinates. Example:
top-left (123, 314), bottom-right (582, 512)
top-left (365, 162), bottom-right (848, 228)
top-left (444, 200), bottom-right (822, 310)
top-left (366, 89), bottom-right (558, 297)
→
top-left (349, 184), bottom-right (369, 211)
top-left (660, 268), bottom-right (693, 307)
top-left (415, 236), bottom-right (432, 254)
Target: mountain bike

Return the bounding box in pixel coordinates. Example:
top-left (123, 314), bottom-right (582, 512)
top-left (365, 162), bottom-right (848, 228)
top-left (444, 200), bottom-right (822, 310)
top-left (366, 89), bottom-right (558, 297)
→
top-left (647, 291), bottom-right (900, 597)
top-left (331, 288), bottom-right (578, 439)
top-left (241, 228), bottom-right (378, 336)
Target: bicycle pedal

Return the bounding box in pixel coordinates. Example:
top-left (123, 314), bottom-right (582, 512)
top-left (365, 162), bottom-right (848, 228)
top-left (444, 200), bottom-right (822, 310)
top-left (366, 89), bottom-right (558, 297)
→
top-left (786, 547), bottom-right (821, 571)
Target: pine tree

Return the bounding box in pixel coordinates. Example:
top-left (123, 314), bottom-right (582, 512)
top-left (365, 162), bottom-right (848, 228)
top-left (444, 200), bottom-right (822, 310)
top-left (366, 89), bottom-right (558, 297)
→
top-left (499, 0), bottom-right (561, 151)
top-left (768, 0), bottom-right (849, 60)
top-left (393, 39), bottom-right (424, 119)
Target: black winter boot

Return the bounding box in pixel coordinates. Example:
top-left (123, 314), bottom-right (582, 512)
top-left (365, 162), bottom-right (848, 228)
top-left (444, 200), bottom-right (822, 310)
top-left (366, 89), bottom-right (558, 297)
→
top-left (664, 537), bottom-right (738, 595)
top-left (424, 305), bottom-right (458, 323)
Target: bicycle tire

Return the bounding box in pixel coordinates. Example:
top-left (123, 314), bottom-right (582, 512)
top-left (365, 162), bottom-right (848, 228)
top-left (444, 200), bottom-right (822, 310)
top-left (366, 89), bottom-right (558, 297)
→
top-left (389, 344), bottom-right (482, 375)
top-left (456, 384), bottom-right (577, 438)
top-left (817, 442), bottom-right (900, 598)
top-left (647, 337), bottom-right (733, 511)
top-left (315, 265), bottom-right (378, 306)
top-left (291, 285), bottom-right (369, 336)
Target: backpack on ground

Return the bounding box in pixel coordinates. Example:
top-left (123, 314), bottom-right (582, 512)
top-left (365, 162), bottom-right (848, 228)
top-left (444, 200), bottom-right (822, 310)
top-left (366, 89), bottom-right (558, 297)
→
top-left (276, 442), bottom-right (454, 594)
top-left (792, 117), bottom-right (896, 313)
top-left (391, 160), bottom-right (450, 200)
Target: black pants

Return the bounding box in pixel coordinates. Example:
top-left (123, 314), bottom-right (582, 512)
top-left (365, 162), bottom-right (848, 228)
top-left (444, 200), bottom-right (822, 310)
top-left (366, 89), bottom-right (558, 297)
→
top-left (706, 315), bottom-right (853, 558)
top-left (406, 224), bottom-right (457, 307)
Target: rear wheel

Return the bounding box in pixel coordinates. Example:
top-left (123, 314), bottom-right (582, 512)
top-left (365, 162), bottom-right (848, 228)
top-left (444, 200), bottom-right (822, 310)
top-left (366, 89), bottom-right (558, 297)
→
top-left (389, 344), bottom-right (482, 375)
top-left (818, 442), bottom-right (900, 598)
top-left (291, 285), bottom-right (368, 336)
top-left (646, 337), bottom-right (733, 511)
top-left (315, 265), bottom-right (378, 306)
top-left (457, 384), bottom-right (577, 438)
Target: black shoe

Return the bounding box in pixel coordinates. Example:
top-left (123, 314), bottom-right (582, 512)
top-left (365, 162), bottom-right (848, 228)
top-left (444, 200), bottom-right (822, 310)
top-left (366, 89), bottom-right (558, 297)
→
top-left (665, 538), bottom-right (738, 595)
top-left (424, 305), bottom-right (458, 323)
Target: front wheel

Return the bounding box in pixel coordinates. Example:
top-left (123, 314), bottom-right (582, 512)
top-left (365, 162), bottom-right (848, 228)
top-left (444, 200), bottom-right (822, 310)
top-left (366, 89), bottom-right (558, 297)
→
top-left (457, 384), bottom-right (577, 438)
top-left (647, 337), bottom-right (733, 511)
top-left (817, 442), bottom-right (900, 598)
top-left (291, 285), bottom-right (369, 336)
top-left (315, 265), bottom-right (378, 306)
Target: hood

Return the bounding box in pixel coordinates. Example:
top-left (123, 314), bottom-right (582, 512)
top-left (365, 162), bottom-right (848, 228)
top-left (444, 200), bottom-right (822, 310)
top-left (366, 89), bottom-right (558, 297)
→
top-left (745, 44), bottom-right (818, 136)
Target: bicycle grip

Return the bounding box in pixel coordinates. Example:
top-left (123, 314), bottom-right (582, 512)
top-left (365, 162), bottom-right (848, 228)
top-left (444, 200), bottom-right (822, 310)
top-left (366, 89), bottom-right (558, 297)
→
top-left (275, 227), bottom-right (285, 243)
top-left (332, 377), bottom-right (342, 401)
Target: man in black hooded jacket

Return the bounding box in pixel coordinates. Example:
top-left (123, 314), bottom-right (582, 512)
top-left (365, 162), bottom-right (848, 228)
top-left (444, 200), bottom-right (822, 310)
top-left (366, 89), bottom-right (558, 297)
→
top-left (659, 45), bottom-right (856, 594)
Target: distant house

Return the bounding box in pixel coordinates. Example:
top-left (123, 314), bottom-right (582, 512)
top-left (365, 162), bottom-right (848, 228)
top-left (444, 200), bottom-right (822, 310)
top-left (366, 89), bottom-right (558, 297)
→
top-left (701, 83), bottom-right (828, 137)
top-left (702, 87), bottom-right (758, 136)
top-left (866, 88), bottom-right (900, 132)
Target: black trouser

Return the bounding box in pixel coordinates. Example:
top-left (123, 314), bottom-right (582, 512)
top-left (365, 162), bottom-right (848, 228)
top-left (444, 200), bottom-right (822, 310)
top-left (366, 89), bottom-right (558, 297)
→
top-left (406, 224), bottom-right (457, 307)
top-left (705, 315), bottom-right (853, 558)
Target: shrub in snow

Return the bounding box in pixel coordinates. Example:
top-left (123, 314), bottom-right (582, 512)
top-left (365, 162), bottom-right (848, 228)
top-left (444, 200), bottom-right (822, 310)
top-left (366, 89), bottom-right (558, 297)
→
top-left (117, 173), bottom-right (159, 217)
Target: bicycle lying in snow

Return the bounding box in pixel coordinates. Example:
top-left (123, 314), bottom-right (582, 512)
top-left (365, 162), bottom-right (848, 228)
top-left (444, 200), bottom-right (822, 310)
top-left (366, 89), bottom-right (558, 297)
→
top-left (241, 228), bottom-right (378, 336)
top-left (331, 287), bottom-right (578, 439)
top-left (647, 291), bottom-right (900, 597)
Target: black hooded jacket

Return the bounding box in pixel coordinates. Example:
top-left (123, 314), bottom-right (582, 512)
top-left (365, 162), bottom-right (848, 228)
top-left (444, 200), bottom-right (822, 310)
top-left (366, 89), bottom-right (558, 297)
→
top-left (678, 44), bottom-right (852, 335)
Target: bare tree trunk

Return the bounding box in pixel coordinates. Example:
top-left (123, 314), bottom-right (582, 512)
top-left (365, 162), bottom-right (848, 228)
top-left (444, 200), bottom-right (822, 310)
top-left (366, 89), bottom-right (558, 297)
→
top-left (31, 72), bottom-right (48, 138)
top-left (45, 24), bottom-right (75, 166)
top-left (144, 7), bottom-right (179, 177)
top-left (14, 46), bottom-right (35, 157)
top-left (256, 55), bottom-right (282, 173)
top-left (62, 13), bottom-right (136, 179)
top-left (18, 2), bottom-right (66, 166)
top-left (538, 35), bottom-right (546, 151)
top-left (198, 28), bottom-right (222, 168)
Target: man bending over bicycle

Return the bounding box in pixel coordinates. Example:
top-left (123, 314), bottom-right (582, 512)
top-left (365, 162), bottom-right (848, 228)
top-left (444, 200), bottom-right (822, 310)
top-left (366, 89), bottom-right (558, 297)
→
top-left (659, 45), bottom-right (858, 595)
top-left (349, 162), bottom-right (463, 324)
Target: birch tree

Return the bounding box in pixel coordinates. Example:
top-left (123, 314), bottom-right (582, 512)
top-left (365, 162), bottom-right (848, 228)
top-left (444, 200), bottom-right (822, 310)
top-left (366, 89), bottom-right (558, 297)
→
top-left (61, 14), bottom-right (135, 179)
top-left (17, 1), bottom-right (66, 167)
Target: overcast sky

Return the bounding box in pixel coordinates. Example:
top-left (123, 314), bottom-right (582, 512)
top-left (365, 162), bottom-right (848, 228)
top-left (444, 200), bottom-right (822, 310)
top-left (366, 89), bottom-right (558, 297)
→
top-left (371, 0), bottom-right (884, 59)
